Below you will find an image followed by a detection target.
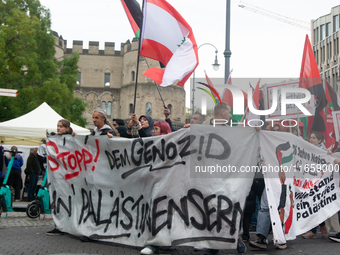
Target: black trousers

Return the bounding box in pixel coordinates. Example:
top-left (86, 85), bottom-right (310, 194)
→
top-left (7, 168), bottom-right (22, 200)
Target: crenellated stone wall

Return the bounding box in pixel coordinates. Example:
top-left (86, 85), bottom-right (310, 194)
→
top-left (53, 31), bottom-right (185, 129)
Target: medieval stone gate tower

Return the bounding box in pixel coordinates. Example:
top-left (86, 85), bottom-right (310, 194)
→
top-left (53, 32), bottom-right (186, 129)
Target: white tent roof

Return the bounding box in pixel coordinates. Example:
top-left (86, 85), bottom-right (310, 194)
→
top-left (0, 102), bottom-right (90, 145)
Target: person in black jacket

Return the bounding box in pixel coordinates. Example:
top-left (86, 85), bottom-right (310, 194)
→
top-left (91, 109), bottom-right (116, 136)
top-left (126, 113), bottom-right (154, 138)
top-left (26, 148), bottom-right (40, 202)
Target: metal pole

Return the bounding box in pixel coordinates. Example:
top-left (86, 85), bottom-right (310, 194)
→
top-left (224, 0), bottom-right (232, 84)
top-left (192, 70), bottom-right (196, 116)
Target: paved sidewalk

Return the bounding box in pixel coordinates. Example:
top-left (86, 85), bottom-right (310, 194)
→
top-left (1, 212), bottom-right (340, 255)
top-left (0, 211), bottom-right (54, 228)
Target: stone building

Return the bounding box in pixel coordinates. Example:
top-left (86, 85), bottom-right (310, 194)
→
top-left (311, 5), bottom-right (340, 91)
top-left (53, 32), bottom-right (186, 129)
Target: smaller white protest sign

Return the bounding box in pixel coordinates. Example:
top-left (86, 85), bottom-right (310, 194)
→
top-left (264, 80), bottom-right (315, 120)
top-left (260, 131), bottom-right (340, 245)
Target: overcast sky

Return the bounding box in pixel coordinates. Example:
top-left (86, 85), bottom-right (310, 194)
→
top-left (39, 0), bottom-right (340, 108)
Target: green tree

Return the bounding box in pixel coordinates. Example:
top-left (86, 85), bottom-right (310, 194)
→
top-left (0, 0), bottom-right (86, 126)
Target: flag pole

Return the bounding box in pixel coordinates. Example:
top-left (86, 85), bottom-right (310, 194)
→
top-left (132, 0), bottom-right (145, 114)
top-left (240, 105), bottom-right (249, 123)
top-left (144, 58), bottom-right (166, 106)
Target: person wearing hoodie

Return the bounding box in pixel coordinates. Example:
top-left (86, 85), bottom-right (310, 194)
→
top-left (126, 113), bottom-right (154, 138)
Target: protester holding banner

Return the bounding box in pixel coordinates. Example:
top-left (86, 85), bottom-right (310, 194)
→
top-left (46, 119), bottom-right (74, 236)
top-left (302, 131), bottom-right (328, 239)
top-left (202, 102), bottom-right (232, 126)
top-left (91, 109), bottom-right (116, 137)
top-left (152, 121), bottom-right (171, 136)
top-left (191, 111), bottom-right (205, 124)
top-left (249, 126), bottom-right (288, 250)
top-left (140, 120), bottom-right (171, 255)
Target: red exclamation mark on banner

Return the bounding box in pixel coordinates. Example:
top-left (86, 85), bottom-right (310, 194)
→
top-left (92, 139), bottom-right (100, 171)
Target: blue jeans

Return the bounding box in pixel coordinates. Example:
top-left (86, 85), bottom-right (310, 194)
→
top-left (27, 173), bottom-right (39, 201)
top-left (256, 189), bottom-right (271, 238)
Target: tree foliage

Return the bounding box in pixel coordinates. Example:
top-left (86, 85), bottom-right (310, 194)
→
top-left (0, 0), bottom-right (87, 126)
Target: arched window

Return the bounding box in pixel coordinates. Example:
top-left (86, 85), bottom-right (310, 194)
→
top-left (146, 102), bottom-right (152, 114)
top-left (104, 73), bottom-right (110, 86)
top-left (131, 71), bottom-right (135, 82)
top-left (167, 104), bottom-right (172, 115)
top-left (129, 103), bottom-right (133, 114)
top-left (107, 102), bottom-right (112, 116)
top-left (102, 101), bottom-right (107, 112)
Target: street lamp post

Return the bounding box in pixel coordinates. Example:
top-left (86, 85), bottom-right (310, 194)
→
top-left (224, 0), bottom-right (232, 84)
top-left (191, 43), bottom-right (220, 117)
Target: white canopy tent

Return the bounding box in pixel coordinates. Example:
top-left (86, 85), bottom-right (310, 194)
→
top-left (0, 102), bottom-right (90, 145)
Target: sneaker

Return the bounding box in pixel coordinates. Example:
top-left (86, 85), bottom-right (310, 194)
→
top-left (275, 243), bottom-right (287, 250)
top-left (329, 232), bottom-right (340, 243)
top-left (46, 228), bottom-right (64, 236)
top-left (140, 245), bottom-right (159, 254)
top-left (249, 238), bottom-right (267, 250)
top-left (203, 249), bottom-right (219, 255)
top-left (237, 237), bottom-right (247, 253)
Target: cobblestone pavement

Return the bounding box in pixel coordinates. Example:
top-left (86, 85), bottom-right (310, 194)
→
top-left (1, 211), bottom-right (340, 255)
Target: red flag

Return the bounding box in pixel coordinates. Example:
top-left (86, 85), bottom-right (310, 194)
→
top-left (253, 79), bottom-right (260, 110)
top-left (204, 70), bottom-right (220, 99)
top-left (140, 0), bottom-right (198, 87)
top-left (245, 79), bottom-right (261, 125)
top-left (299, 35), bottom-right (328, 136)
top-left (221, 77), bottom-right (247, 110)
top-left (326, 107), bottom-right (337, 150)
top-left (325, 79), bottom-right (340, 110)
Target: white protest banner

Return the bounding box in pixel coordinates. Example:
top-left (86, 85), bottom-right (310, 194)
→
top-left (46, 126), bottom-right (258, 249)
top-left (263, 79), bottom-right (315, 120)
top-left (332, 110), bottom-right (340, 142)
top-left (260, 131), bottom-right (340, 244)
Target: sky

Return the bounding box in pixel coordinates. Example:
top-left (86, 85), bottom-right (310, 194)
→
top-left (39, 0), bottom-right (340, 108)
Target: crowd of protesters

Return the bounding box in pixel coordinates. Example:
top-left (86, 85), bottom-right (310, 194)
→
top-left (4, 102), bottom-right (340, 255)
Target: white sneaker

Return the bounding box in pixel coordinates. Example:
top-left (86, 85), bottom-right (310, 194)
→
top-left (140, 246), bottom-right (158, 254)
top-left (275, 243), bottom-right (287, 250)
